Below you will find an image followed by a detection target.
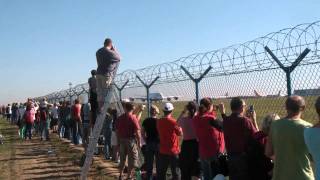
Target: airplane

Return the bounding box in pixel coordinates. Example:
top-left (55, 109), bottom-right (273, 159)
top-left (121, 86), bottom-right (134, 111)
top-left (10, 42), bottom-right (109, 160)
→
top-left (211, 92), bottom-right (230, 100)
top-left (254, 90), bottom-right (284, 97)
top-left (129, 92), bottom-right (181, 102)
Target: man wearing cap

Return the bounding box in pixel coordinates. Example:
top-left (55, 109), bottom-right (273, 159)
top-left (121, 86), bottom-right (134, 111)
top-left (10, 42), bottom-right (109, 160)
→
top-left (157, 103), bottom-right (182, 180)
top-left (96, 38), bottom-right (120, 111)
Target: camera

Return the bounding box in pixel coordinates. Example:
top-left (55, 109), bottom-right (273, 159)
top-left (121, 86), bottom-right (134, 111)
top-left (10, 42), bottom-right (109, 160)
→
top-left (249, 105), bottom-right (254, 112)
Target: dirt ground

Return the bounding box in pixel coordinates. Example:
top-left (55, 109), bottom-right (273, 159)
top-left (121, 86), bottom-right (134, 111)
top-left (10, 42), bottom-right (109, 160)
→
top-left (0, 118), bottom-right (119, 180)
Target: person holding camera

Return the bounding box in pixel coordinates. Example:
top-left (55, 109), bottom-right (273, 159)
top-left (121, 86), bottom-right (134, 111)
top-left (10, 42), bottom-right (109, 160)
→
top-left (218, 97), bottom-right (257, 180)
top-left (142, 105), bottom-right (160, 180)
top-left (193, 98), bottom-right (225, 180)
top-left (177, 101), bottom-right (201, 180)
top-left (96, 38), bottom-right (120, 112)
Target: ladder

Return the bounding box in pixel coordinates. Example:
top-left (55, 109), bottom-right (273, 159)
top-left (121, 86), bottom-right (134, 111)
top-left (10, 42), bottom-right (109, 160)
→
top-left (80, 84), bottom-right (124, 179)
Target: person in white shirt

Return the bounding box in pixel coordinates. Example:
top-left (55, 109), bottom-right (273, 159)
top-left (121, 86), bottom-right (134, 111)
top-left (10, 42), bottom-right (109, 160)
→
top-left (6, 104), bottom-right (12, 121)
top-left (51, 103), bottom-right (59, 133)
top-left (18, 104), bottom-right (26, 125)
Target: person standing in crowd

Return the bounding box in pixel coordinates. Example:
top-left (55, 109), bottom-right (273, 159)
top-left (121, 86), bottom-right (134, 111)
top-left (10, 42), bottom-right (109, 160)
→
top-left (157, 103), bottom-right (182, 180)
top-left (96, 38), bottom-right (121, 111)
top-left (17, 103), bottom-right (26, 127)
top-left (34, 108), bottom-right (41, 135)
top-left (116, 102), bottom-right (141, 180)
top-left (39, 100), bottom-right (50, 141)
top-left (219, 97), bottom-right (257, 180)
top-left (248, 113), bottom-right (280, 180)
top-left (142, 105), bottom-right (160, 180)
top-left (11, 103), bottom-right (19, 125)
top-left (81, 102), bottom-right (91, 151)
top-left (71, 99), bottom-right (82, 145)
top-left (6, 104), bottom-right (12, 121)
top-left (51, 103), bottom-right (59, 133)
top-left (111, 108), bottom-right (119, 163)
top-left (177, 101), bottom-right (200, 180)
top-left (24, 104), bottom-right (36, 140)
top-left (266, 96), bottom-right (314, 180)
top-left (193, 98), bottom-right (225, 180)
top-left (17, 104), bottom-right (26, 137)
top-left (304, 96), bottom-right (320, 180)
top-left (88, 70), bottom-right (98, 128)
top-left (103, 108), bottom-right (114, 160)
top-left (64, 101), bottom-right (72, 140)
top-left (1, 105), bottom-right (5, 118)
top-left (58, 101), bottom-right (67, 138)
top-left (0, 105), bottom-right (3, 118)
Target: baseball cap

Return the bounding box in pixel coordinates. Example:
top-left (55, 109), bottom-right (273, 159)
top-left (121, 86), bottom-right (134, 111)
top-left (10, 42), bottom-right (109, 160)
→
top-left (163, 102), bottom-right (174, 112)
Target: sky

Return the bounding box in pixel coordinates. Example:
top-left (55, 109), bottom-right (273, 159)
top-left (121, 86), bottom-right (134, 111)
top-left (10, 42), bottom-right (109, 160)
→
top-left (0, 0), bottom-right (319, 104)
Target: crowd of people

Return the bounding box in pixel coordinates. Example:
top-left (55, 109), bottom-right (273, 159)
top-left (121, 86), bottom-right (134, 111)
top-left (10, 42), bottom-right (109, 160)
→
top-left (3, 95), bottom-right (318, 180)
top-left (1, 37), bottom-right (319, 180)
top-left (114, 95), bottom-right (320, 180)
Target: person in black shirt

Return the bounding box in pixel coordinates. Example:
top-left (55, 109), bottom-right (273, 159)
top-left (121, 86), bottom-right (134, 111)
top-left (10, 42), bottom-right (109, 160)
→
top-left (142, 105), bottom-right (160, 180)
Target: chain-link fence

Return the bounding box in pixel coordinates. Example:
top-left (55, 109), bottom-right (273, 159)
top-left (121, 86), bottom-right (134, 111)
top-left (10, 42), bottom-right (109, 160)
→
top-left (35, 21), bottom-right (320, 124)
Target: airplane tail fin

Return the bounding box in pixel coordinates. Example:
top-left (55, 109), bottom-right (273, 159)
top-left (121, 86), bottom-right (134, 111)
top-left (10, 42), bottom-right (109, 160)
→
top-left (254, 90), bottom-right (263, 97)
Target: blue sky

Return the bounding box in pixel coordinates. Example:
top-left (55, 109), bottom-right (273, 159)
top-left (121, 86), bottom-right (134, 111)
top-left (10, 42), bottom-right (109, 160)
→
top-left (0, 0), bottom-right (319, 104)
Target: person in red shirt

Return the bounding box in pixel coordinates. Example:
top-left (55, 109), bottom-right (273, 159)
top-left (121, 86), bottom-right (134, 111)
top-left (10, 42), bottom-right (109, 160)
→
top-left (156, 102), bottom-right (182, 180)
top-left (192, 98), bottom-right (225, 180)
top-left (71, 99), bottom-right (82, 145)
top-left (115, 102), bottom-right (141, 180)
top-left (219, 97), bottom-right (257, 180)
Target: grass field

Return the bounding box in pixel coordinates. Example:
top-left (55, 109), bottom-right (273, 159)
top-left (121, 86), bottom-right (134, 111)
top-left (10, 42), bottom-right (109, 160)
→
top-left (138, 95), bottom-right (319, 127)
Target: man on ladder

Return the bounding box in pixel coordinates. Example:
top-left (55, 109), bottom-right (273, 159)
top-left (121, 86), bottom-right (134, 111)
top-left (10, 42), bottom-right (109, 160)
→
top-left (96, 38), bottom-right (121, 113)
top-left (81, 38), bottom-right (121, 179)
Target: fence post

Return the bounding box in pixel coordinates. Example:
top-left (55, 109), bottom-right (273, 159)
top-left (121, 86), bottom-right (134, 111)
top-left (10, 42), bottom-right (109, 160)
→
top-left (181, 66), bottom-right (212, 104)
top-left (114, 80), bottom-right (129, 101)
top-left (136, 76), bottom-right (160, 117)
top-left (264, 46), bottom-right (310, 96)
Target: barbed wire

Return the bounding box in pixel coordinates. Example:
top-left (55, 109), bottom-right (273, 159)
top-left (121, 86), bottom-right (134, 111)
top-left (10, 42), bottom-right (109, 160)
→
top-left (36, 20), bottom-right (320, 102)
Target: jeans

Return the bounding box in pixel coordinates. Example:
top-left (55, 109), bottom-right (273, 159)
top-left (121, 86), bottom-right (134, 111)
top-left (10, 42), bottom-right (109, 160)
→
top-left (179, 139), bottom-right (200, 180)
top-left (157, 153), bottom-right (180, 180)
top-left (82, 123), bottom-right (90, 150)
top-left (63, 120), bottom-right (71, 139)
top-left (89, 91), bottom-right (98, 125)
top-left (104, 128), bottom-right (112, 159)
top-left (60, 125), bottom-right (65, 138)
top-left (40, 121), bottom-right (49, 140)
top-left (24, 123), bottom-right (33, 140)
top-left (145, 142), bottom-right (159, 180)
top-left (72, 120), bottom-right (82, 145)
top-left (34, 121), bottom-right (40, 135)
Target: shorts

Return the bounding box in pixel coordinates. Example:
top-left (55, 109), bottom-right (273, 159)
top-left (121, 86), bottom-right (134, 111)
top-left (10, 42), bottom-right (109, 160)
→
top-left (119, 138), bottom-right (139, 170)
top-left (111, 131), bottom-right (118, 146)
top-left (96, 75), bottom-right (112, 104)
